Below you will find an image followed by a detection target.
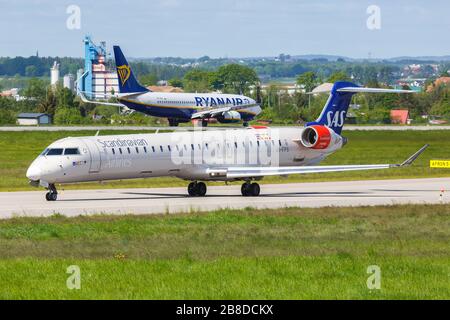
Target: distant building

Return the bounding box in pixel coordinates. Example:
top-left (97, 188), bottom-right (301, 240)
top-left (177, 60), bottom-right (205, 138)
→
top-left (63, 74), bottom-right (75, 91)
top-left (50, 61), bottom-right (60, 87)
top-left (310, 83), bottom-right (334, 94)
top-left (147, 85), bottom-right (184, 93)
top-left (1, 88), bottom-right (24, 101)
top-left (427, 77), bottom-right (450, 92)
top-left (77, 36), bottom-right (119, 100)
top-left (390, 110), bottom-right (410, 125)
top-left (17, 113), bottom-right (52, 126)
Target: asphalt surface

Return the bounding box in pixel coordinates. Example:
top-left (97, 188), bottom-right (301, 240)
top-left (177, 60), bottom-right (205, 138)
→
top-left (0, 178), bottom-right (448, 219)
top-left (1, 125), bottom-right (449, 131)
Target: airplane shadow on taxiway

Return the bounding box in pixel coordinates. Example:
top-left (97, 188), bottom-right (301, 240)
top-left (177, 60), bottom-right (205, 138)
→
top-left (57, 190), bottom-right (412, 202)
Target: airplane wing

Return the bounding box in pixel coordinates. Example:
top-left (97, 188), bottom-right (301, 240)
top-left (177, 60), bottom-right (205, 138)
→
top-left (79, 92), bottom-right (124, 107)
top-left (191, 103), bottom-right (260, 119)
top-left (79, 91), bottom-right (144, 107)
top-left (207, 144), bottom-right (428, 179)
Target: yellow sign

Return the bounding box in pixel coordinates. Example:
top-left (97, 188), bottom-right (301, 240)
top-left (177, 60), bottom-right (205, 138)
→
top-left (117, 64), bottom-right (131, 86)
top-left (430, 160), bottom-right (450, 168)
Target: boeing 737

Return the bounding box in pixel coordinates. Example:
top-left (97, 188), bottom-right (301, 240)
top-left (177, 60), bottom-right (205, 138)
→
top-left (28, 82), bottom-right (427, 201)
top-left (81, 46), bottom-right (262, 127)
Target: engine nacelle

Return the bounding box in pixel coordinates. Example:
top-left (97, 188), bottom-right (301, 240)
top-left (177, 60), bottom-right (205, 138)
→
top-left (217, 111), bottom-right (241, 123)
top-left (300, 125), bottom-right (342, 150)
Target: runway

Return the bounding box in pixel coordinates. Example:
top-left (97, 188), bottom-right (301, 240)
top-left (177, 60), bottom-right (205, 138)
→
top-left (0, 178), bottom-right (448, 219)
top-left (0, 125), bottom-right (449, 131)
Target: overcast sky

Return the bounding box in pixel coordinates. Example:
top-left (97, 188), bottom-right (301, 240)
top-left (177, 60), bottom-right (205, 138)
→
top-left (1, 0), bottom-right (449, 58)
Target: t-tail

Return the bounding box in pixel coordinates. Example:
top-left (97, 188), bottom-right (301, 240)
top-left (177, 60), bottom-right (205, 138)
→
top-left (307, 81), bottom-right (415, 135)
top-left (113, 46), bottom-right (149, 94)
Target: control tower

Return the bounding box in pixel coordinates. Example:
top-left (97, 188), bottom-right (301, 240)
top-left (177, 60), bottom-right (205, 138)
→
top-left (77, 35), bottom-right (119, 99)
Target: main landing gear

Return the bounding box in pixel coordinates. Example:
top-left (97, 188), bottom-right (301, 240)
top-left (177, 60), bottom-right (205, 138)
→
top-left (45, 184), bottom-right (58, 201)
top-left (186, 181), bottom-right (261, 197)
top-left (188, 181), bottom-right (207, 197)
top-left (241, 182), bottom-right (260, 197)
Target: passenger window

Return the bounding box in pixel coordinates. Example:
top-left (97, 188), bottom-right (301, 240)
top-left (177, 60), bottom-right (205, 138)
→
top-left (112, 148), bottom-right (116, 155)
top-left (127, 147), bottom-right (131, 154)
top-left (119, 148), bottom-right (123, 154)
top-left (152, 146), bottom-right (155, 152)
top-left (46, 148), bottom-right (63, 156)
top-left (160, 146), bottom-right (163, 152)
top-left (144, 147), bottom-right (147, 153)
top-left (168, 146), bottom-right (171, 152)
top-left (64, 148), bottom-right (80, 155)
top-left (136, 147), bottom-right (139, 154)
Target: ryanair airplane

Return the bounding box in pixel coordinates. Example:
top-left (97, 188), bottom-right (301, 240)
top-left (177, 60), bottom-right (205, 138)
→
top-left (81, 46), bottom-right (262, 126)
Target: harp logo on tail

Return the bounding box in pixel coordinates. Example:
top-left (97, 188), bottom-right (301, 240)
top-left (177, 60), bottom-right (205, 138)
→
top-left (117, 65), bottom-right (131, 86)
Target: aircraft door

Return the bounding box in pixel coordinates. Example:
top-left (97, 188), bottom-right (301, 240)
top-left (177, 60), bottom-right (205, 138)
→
top-left (82, 139), bottom-right (102, 173)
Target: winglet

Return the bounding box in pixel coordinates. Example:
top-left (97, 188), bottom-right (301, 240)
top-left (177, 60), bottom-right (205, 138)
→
top-left (392, 144), bottom-right (429, 167)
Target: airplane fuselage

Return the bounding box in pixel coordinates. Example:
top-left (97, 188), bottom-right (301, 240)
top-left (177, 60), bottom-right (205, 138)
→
top-left (118, 92), bottom-right (261, 122)
top-left (26, 127), bottom-right (343, 186)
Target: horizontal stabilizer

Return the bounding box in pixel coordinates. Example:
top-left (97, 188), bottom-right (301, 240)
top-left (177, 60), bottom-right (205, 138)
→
top-left (337, 87), bottom-right (416, 94)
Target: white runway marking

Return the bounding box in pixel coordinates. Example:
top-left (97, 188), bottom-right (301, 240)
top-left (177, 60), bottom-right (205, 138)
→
top-left (0, 178), bottom-right (449, 219)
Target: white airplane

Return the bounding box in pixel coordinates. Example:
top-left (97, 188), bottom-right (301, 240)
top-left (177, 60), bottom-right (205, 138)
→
top-left (27, 81), bottom-right (427, 201)
top-left (80, 46), bottom-right (262, 127)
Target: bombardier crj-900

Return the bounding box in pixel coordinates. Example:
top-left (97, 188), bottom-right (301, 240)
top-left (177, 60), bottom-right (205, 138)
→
top-left (28, 82), bottom-right (427, 201)
top-left (81, 46), bottom-right (262, 127)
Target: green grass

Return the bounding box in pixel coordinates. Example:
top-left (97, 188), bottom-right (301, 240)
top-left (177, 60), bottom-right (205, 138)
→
top-left (0, 130), bottom-right (449, 191)
top-left (0, 204), bottom-right (449, 299)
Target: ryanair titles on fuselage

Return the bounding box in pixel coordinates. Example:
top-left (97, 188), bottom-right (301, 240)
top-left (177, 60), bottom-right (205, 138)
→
top-left (194, 96), bottom-right (250, 107)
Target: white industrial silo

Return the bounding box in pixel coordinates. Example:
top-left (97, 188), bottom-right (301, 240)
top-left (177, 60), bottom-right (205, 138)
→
top-left (63, 74), bottom-right (75, 91)
top-left (50, 61), bottom-right (60, 86)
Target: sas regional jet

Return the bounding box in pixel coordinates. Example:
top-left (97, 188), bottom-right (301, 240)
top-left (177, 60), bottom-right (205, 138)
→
top-left (28, 81), bottom-right (427, 201)
top-left (81, 46), bottom-right (262, 127)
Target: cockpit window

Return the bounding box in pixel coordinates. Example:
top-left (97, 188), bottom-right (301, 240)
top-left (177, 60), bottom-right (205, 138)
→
top-left (64, 148), bottom-right (80, 155)
top-left (45, 148), bottom-right (64, 156)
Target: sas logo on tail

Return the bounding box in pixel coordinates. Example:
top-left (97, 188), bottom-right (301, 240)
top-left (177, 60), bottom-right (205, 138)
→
top-left (117, 64), bottom-right (131, 86)
top-left (327, 111), bottom-right (346, 128)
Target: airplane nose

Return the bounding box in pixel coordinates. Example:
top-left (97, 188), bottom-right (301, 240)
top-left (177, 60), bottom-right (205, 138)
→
top-left (26, 165), bottom-right (41, 181)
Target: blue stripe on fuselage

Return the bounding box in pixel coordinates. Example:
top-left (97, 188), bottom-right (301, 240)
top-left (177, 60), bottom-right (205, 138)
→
top-left (119, 99), bottom-right (194, 119)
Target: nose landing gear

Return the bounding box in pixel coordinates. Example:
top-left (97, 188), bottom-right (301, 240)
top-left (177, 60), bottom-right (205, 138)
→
top-left (45, 184), bottom-right (58, 201)
top-left (241, 182), bottom-right (260, 197)
top-left (187, 181), bottom-right (207, 197)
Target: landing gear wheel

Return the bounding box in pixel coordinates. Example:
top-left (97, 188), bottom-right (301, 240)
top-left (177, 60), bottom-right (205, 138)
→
top-left (188, 182), bottom-right (197, 196)
top-left (196, 182), bottom-right (207, 197)
top-left (201, 120), bottom-right (208, 127)
top-left (45, 184), bottom-right (58, 201)
top-left (187, 182), bottom-right (207, 197)
top-left (250, 183), bottom-right (260, 196)
top-left (45, 191), bottom-right (57, 201)
top-left (241, 182), bottom-right (260, 196)
top-left (243, 122), bottom-right (249, 127)
top-left (168, 118), bottom-right (180, 127)
top-left (241, 182), bottom-right (251, 196)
